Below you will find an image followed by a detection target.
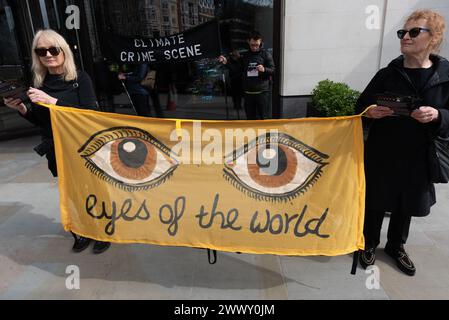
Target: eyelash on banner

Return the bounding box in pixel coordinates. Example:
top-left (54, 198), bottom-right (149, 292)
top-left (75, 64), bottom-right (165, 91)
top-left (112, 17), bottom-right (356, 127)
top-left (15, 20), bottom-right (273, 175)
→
top-left (78, 127), bottom-right (179, 192)
top-left (223, 132), bottom-right (329, 202)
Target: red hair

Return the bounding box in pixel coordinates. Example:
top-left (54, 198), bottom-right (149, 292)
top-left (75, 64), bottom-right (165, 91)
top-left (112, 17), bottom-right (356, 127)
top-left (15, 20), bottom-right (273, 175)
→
top-left (405, 10), bottom-right (446, 53)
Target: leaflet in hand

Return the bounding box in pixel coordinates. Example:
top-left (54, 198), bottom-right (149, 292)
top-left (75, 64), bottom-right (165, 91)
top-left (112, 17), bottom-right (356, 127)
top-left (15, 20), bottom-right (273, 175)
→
top-left (0, 80), bottom-right (28, 101)
top-left (374, 92), bottom-right (421, 116)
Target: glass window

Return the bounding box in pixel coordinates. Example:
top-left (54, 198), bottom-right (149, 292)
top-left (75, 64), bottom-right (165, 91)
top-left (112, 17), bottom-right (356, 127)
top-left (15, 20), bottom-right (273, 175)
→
top-left (0, 0), bottom-right (35, 138)
top-left (0, 1), bottom-right (21, 66)
top-left (91, 0), bottom-right (274, 120)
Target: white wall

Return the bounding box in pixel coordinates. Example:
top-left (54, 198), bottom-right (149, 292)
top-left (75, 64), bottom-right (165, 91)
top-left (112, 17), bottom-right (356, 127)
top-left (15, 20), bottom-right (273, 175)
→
top-left (282, 0), bottom-right (449, 96)
top-left (380, 0), bottom-right (449, 66)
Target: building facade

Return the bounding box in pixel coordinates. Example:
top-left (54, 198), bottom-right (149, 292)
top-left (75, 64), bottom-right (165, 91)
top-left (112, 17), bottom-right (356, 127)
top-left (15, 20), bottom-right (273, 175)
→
top-left (1, 1), bottom-right (449, 139)
top-left (0, 0), bottom-right (277, 139)
top-left (280, 0), bottom-right (449, 118)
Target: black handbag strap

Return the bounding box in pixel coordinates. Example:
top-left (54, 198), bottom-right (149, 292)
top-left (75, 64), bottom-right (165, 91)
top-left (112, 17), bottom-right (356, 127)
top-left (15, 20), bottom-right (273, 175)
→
top-left (207, 249), bottom-right (217, 265)
top-left (351, 251), bottom-right (359, 275)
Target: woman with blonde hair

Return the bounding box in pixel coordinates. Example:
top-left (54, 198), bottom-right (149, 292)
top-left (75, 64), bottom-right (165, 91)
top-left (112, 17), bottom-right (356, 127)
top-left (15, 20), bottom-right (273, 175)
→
top-left (355, 10), bottom-right (449, 276)
top-left (3, 29), bottom-right (110, 254)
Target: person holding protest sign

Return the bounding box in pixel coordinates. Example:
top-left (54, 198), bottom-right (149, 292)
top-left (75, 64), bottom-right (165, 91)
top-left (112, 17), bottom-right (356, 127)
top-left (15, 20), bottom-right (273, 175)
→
top-left (227, 50), bottom-right (244, 111)
top-left (146, 64), bottom-right (164, 118)
top-left (119, 63), bottom-right (161, 117)
top-left (355, 10), bottom-right (449, 276)
top-left (219, 31), bottom-right (275, 120)
top-left (3, 29), bottom-right (111, 254)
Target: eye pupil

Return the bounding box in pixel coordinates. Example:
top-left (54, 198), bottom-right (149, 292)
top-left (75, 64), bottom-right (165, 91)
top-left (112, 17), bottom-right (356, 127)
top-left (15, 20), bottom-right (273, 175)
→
top-left (118, 139), bottom-right (148, 168)
top-left (262, 149), bottom-right (277, 159)
top-left (257, 145), bottom-right (288, 176)
top-left (123, 141), bottom-right (136, 153)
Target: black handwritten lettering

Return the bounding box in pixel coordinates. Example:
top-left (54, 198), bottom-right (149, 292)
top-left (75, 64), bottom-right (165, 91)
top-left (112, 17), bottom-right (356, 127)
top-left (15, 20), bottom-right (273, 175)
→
top-left (293, 205), bottom-right (308, 237)
top-left (84, 194), bottom-right (330, 240)
top-left (250, 210), bottom-right (270, 233)
top-left (269, 214), bottom-right (283, 235)
top-left (250, 205), bottom-right (330, 238)
top-left (86, 194), bottom-right (99, 218)
top-left (226, 209), bottom-right (241, 231)
top-left (159, 196), bottom-right (185, 236)
top-left (303, 208), bottom-right (330, 238)
top-left (195, 194), bottom-right (242, 231)
top-left (120, 199), bottom-right (132, 221)
top-left (284, 213), bottom-right (299, 234)
top-left (135, 200), bottom-right (151, 220)
top-left (85, 194), bottom-right (151, 236)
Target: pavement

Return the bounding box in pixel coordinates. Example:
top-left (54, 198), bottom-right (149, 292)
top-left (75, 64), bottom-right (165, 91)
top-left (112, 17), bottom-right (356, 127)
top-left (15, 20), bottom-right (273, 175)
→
top-left (1, 135), bottom-right (449, 300)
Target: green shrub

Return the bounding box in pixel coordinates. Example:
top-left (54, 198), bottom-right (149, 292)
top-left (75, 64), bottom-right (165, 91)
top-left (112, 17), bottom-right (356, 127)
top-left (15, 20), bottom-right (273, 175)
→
top-left (311, 79), bottom-right (360, 117)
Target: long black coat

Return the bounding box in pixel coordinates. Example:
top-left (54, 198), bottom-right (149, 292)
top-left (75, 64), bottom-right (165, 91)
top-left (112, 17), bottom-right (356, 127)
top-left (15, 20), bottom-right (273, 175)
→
top-left (355, 54), bottom-right (449, 217)
top-left (21, 71), bottom-right (97, 177)
top-left (223, 49), bottom-right (275, 93)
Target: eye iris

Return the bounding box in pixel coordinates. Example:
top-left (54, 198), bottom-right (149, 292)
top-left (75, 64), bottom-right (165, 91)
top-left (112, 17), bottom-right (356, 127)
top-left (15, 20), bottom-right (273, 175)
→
top-left (110, 138), bottom-right (157, 180)
top-left (248, 144), bottom-right (297, 188)
top-left (257, 145), bottom-right (288, 176)
top-left (118, 139), bottom-right (148, 168)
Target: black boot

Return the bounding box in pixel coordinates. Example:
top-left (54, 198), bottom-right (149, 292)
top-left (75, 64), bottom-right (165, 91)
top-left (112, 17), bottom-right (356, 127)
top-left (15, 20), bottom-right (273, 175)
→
top-left (384, 243), bottom-right (416, 276)
top-left (359, 247), bottom-right (376, 269)
top-left (71, 232), bottom-right (91, 253)
top-left (93, 241), bottom-right (111, 254)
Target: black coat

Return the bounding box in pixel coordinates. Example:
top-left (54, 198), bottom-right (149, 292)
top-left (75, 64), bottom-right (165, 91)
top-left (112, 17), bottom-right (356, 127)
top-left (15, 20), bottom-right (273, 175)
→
top-left (240, 49), bottom-right (275, 92)
top-left (355, 54), bottom-right (449, 217)
top-left (21, 71), bottom-right (97, 177)
top-left (223, 49), bottom-right (275, 93)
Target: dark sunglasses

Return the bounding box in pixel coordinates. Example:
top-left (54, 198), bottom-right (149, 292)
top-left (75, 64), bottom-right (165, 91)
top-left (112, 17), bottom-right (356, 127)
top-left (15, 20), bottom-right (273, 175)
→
top-left (34, 47), bottom-right (62, 57)
top-left (397, 27), bottom-right (430, 39)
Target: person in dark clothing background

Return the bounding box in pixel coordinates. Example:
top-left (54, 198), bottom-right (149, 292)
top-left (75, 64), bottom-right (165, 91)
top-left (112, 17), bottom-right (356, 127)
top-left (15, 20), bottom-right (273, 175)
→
top-left (355, 10), bottom-right (449, 276)
top-left (147, 64), bottom-right (164, 118)
top-left (119, 63), bottom-right (164, 117)
top-left (118, 63), bottom-right (150, 116)
top-left (219, 31), bottom-right (275, 120)
top-left (227, 50), bottom-right (244, 110)
top-left (3, 29), bottom-right (111, 255)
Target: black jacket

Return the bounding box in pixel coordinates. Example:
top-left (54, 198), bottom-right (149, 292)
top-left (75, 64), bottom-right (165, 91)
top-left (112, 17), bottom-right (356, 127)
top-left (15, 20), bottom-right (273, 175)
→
top-left (355, 54), bottom-right (449, 217)
top-left (124, 64), bottom-right (149, 96)
top-left (21, 70), bottom-right (97, 177)
top-left (225, 49), bottom-right (275, 93)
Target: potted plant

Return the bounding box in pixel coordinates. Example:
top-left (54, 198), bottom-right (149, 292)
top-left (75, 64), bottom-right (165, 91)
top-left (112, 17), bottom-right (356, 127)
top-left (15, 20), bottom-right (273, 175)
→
top-left (308, 79), bottom-right (360, 117)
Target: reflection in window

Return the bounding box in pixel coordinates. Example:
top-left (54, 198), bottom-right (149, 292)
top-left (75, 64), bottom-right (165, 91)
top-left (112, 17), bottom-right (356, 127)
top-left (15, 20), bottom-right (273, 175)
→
top-left (92, 0), bottom-right (274, 120)
top-left (0, 2), bottom-right (21, 66)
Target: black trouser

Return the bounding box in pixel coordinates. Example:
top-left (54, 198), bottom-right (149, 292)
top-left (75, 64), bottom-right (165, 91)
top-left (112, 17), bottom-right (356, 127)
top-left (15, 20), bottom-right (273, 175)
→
top-left (149, 89), bottom-right (164, 117)
top-left (232, 93), bottom-right (242, 110)
top-left (244, 92), bottom-right (268, 120)
top-left (363, 209), bottom-right (412, 249)
top-left (230, 82), bottom-right (242, 110)
top-left (131, 94), bottom-right (151, 116)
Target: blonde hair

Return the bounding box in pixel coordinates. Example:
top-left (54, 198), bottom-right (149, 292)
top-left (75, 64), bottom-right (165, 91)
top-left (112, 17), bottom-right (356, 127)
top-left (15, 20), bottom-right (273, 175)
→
top-left (31, 29), bottom-right (77, 88)
top-left (405, 9), bottom-right (446, 53)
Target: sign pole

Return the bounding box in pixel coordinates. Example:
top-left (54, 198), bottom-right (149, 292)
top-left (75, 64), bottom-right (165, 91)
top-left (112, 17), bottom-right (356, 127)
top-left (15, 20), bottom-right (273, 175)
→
top-left (120, 80), bottom-right (138, 115)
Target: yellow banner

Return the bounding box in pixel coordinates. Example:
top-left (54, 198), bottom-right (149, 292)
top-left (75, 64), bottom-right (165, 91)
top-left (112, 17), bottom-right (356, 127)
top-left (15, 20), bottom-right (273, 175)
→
top-left (46, 104), bottom-right (365, 256)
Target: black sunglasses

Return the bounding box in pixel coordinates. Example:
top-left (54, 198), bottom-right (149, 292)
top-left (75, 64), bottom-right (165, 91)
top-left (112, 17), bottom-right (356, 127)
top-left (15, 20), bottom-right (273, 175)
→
top-left (34, 47), bottom-right (62, 57)
top-left (397, 27), bottom-right (430, 39)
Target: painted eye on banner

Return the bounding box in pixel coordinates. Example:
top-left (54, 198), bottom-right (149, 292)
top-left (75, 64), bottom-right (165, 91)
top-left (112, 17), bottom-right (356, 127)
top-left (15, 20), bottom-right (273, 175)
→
top-left (78, 127), bottom-right (178, 191)
top-left (223, 133), bottom-right (329, 202)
